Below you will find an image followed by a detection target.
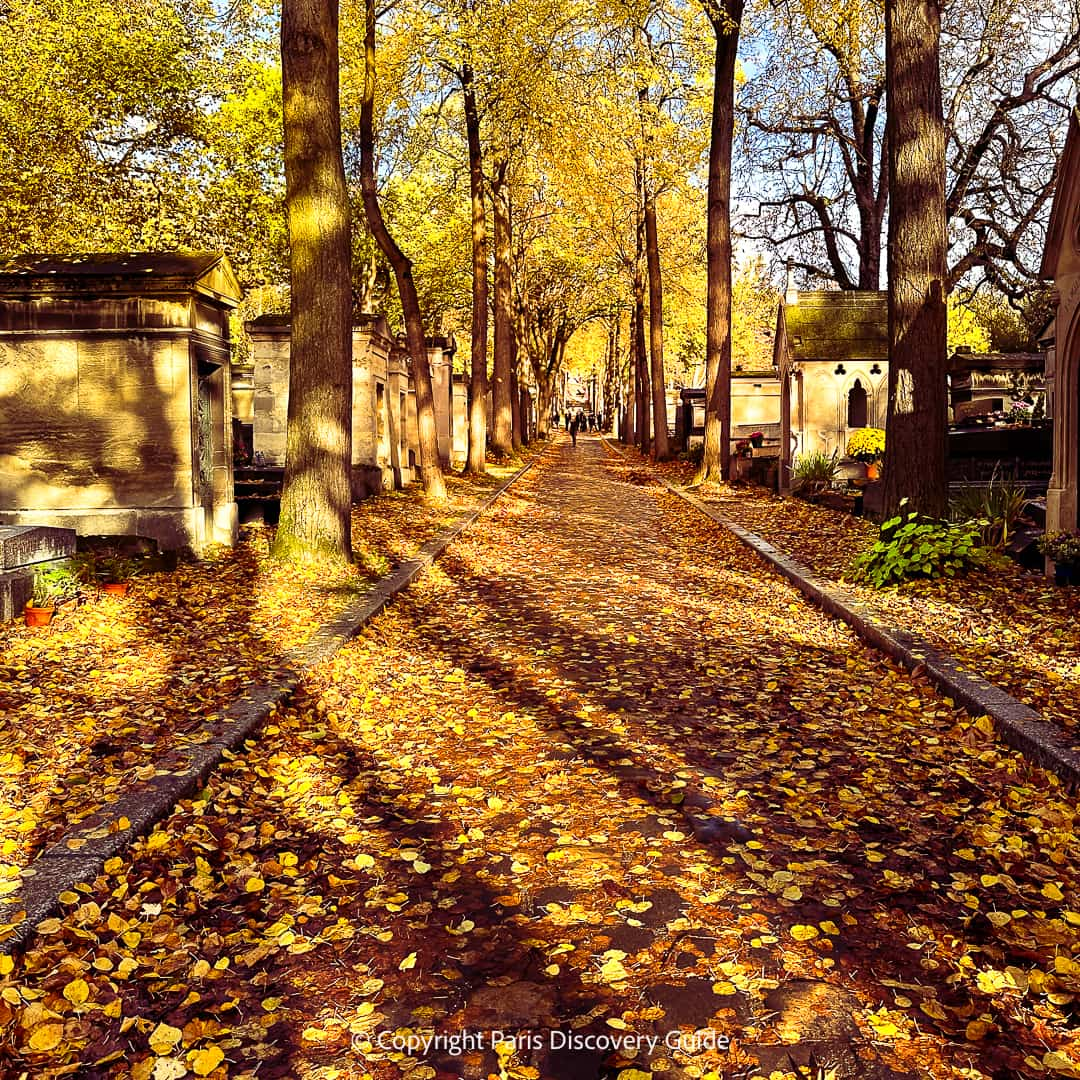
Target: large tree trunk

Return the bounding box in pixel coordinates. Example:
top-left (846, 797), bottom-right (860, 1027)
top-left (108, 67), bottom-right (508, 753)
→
top-left (490, 156), bottom-right (514, 456)
top-left (273, 0), bottom-right (353, 565)
top-left (462, 64), bottom-right (488, 474)
top-left (643, 185), bottom-right (670, 460)
top-left (882, 0), bottom-right (948, 519)
top-left (698, 0), bottom-right (744, 484)
top-left (358, 0), bottom-right (445, 500)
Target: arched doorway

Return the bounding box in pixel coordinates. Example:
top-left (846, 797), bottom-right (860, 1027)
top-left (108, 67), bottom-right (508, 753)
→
top-left (847, 378), bottom-right (868, 429)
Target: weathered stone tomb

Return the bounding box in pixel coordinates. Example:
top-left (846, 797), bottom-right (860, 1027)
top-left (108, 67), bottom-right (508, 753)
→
top-left (0, 253), bottom-right (241, 550)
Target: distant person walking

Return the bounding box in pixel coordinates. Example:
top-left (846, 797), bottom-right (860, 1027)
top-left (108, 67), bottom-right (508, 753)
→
top-left (570, 413), bottom-right (580, 447)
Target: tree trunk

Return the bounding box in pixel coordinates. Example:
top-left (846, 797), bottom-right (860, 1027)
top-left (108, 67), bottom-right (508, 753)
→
top-left (536, 375), bottom-right (554, 441)
top-left (698, 0), bottom-right (744, 484)
top-left (273, 0), bottom-right (353, 565)
top-left (510, 350), bottom-right (523, 449)
top-left (462, 64), bottom-right (488, 474)
top-left (624, 312), bottom-right (637, 444)
top-left (602, 312), bottom-right (617, 432)
top-left (490, 156), bottom-right (514, 456)
top-left (882, 0), bottom-right (948, 520)
top-left (633, 267), bottom-right (650, 455)
top-left (358, 0), bottom-right (445, 500)
top-left (644, 185), bottom-right (670, 460)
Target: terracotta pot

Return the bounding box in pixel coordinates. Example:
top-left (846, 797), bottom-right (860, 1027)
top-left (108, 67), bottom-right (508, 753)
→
top-left (864, 461), bottom-right (881, 482)
top-left (102, 582), bottom-right (129, 597)
top-left (24, 605), bottom-right (54, 627)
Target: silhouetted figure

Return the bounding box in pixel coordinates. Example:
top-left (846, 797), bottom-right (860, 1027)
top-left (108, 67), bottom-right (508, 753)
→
top-left (570, 414), bottom-right (580, 446)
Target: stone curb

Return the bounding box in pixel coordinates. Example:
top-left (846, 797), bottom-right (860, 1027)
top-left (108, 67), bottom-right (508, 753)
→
top-left (1, 459), bottom-right (536, 954)
top-left (603, 440), bottom-right (1080, 793)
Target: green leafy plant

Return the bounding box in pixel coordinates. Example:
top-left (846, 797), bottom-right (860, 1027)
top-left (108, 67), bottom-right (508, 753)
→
top-left (792, 450), bottom-right (839, 496)
top-left (845, 427), bottom-right (885, 463)
top-left (29, 566), bottom-right (82, 609)
top-left (97, 555), bottom-right (148, 583)
top-left (852, 505), bottom-right (985, 587)
top-left (949, 470), bottom-right (1029, 549)
top-left (1037, 531), bottom-right (1080, 565)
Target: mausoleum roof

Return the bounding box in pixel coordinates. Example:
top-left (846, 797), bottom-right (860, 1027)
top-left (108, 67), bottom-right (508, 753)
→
top-left (0, 252), bottom-right (243, 307)
top-left (777, 290), bottom-right (888, 363)
top-left (948, 351), bottom-right (1045, 373)
top-left (1041, 107), bottom-right (1080, 279)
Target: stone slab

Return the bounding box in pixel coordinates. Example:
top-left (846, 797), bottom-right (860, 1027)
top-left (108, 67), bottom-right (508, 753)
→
top-left (0, 525), bottom-right (76, 569)
top-left (0, 566), bottom-right (33, 622)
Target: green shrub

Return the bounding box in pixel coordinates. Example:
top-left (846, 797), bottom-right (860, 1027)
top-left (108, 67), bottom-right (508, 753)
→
top-left (949, 470), bottom-right (1029, 549)
top-left (852, 506), bottom-right (985, 588)
top-left (792, 450), bottom-right (839, 496)
top-left (30, 566), bottom-right (82, 608)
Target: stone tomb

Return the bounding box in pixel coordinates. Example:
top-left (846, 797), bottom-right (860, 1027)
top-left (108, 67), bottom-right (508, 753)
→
top-left (245, 314), bottom-right (421, 498)
top-left (0, 253), bottom-right (242, 551)
top-left (1042, 105), bottom-right (1080, 538)
top-left (772, 288), bottom-right (889, 492)
top-left (0, 525), bottom-right (76, 621)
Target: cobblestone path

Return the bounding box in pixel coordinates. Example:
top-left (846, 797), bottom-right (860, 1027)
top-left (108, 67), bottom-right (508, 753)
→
top-left (5, 434), bottom-right (1080, 1080)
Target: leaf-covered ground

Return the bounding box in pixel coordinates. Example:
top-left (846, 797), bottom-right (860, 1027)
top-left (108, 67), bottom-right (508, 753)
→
top-left (0, 465), bottom-right (521, 875)
top-left (653, 458), bottom-right (1080, 755)
top-left (2, 435), bottom-right (1079, 1080)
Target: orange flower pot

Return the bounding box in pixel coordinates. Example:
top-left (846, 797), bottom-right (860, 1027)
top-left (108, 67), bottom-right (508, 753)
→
top-left (24, 605), bottom-right (54, 627)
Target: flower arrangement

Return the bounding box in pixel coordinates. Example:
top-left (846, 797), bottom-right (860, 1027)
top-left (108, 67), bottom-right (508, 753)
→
top-left (1010, 400), bottom-right (1034, 423)
top-left (845, 427), bottom-right (886, 463)
top-left (1037, 531), bottom-right (1080, 566)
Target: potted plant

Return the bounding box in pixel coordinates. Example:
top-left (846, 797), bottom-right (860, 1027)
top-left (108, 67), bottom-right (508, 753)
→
top-left (1037, 531), bottom-right (1080, 585)
top-left (735, 437), bottom-right (752, 458)
top-left (749, 431), bottom-right (765, 448)
top-left (98, 556), bottom-right (144, 596)
top-left (846, 427), bottom-right (886, 481)
top-left (24, 567), bottom-right (80, 626)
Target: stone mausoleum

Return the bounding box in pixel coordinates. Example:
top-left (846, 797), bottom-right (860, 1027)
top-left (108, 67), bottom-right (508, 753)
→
top-left (772, 289), bottom-right (889, 492)
top-left (245, 314), bottom-right (443, 498)
top-left (0, 253), bottom-right (242, 551)
top-left (1042, 106), bottom-right (1080, 538)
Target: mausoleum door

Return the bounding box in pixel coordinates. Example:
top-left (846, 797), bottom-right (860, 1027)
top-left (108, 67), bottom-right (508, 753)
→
top-left (847, 380), bottom-right (868, 429)
top-left (196, 374), bottom-right (214, 502)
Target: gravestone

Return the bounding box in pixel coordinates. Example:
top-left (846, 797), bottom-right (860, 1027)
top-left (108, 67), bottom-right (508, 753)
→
top-left (0, 525), bottom-right (76, 622)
